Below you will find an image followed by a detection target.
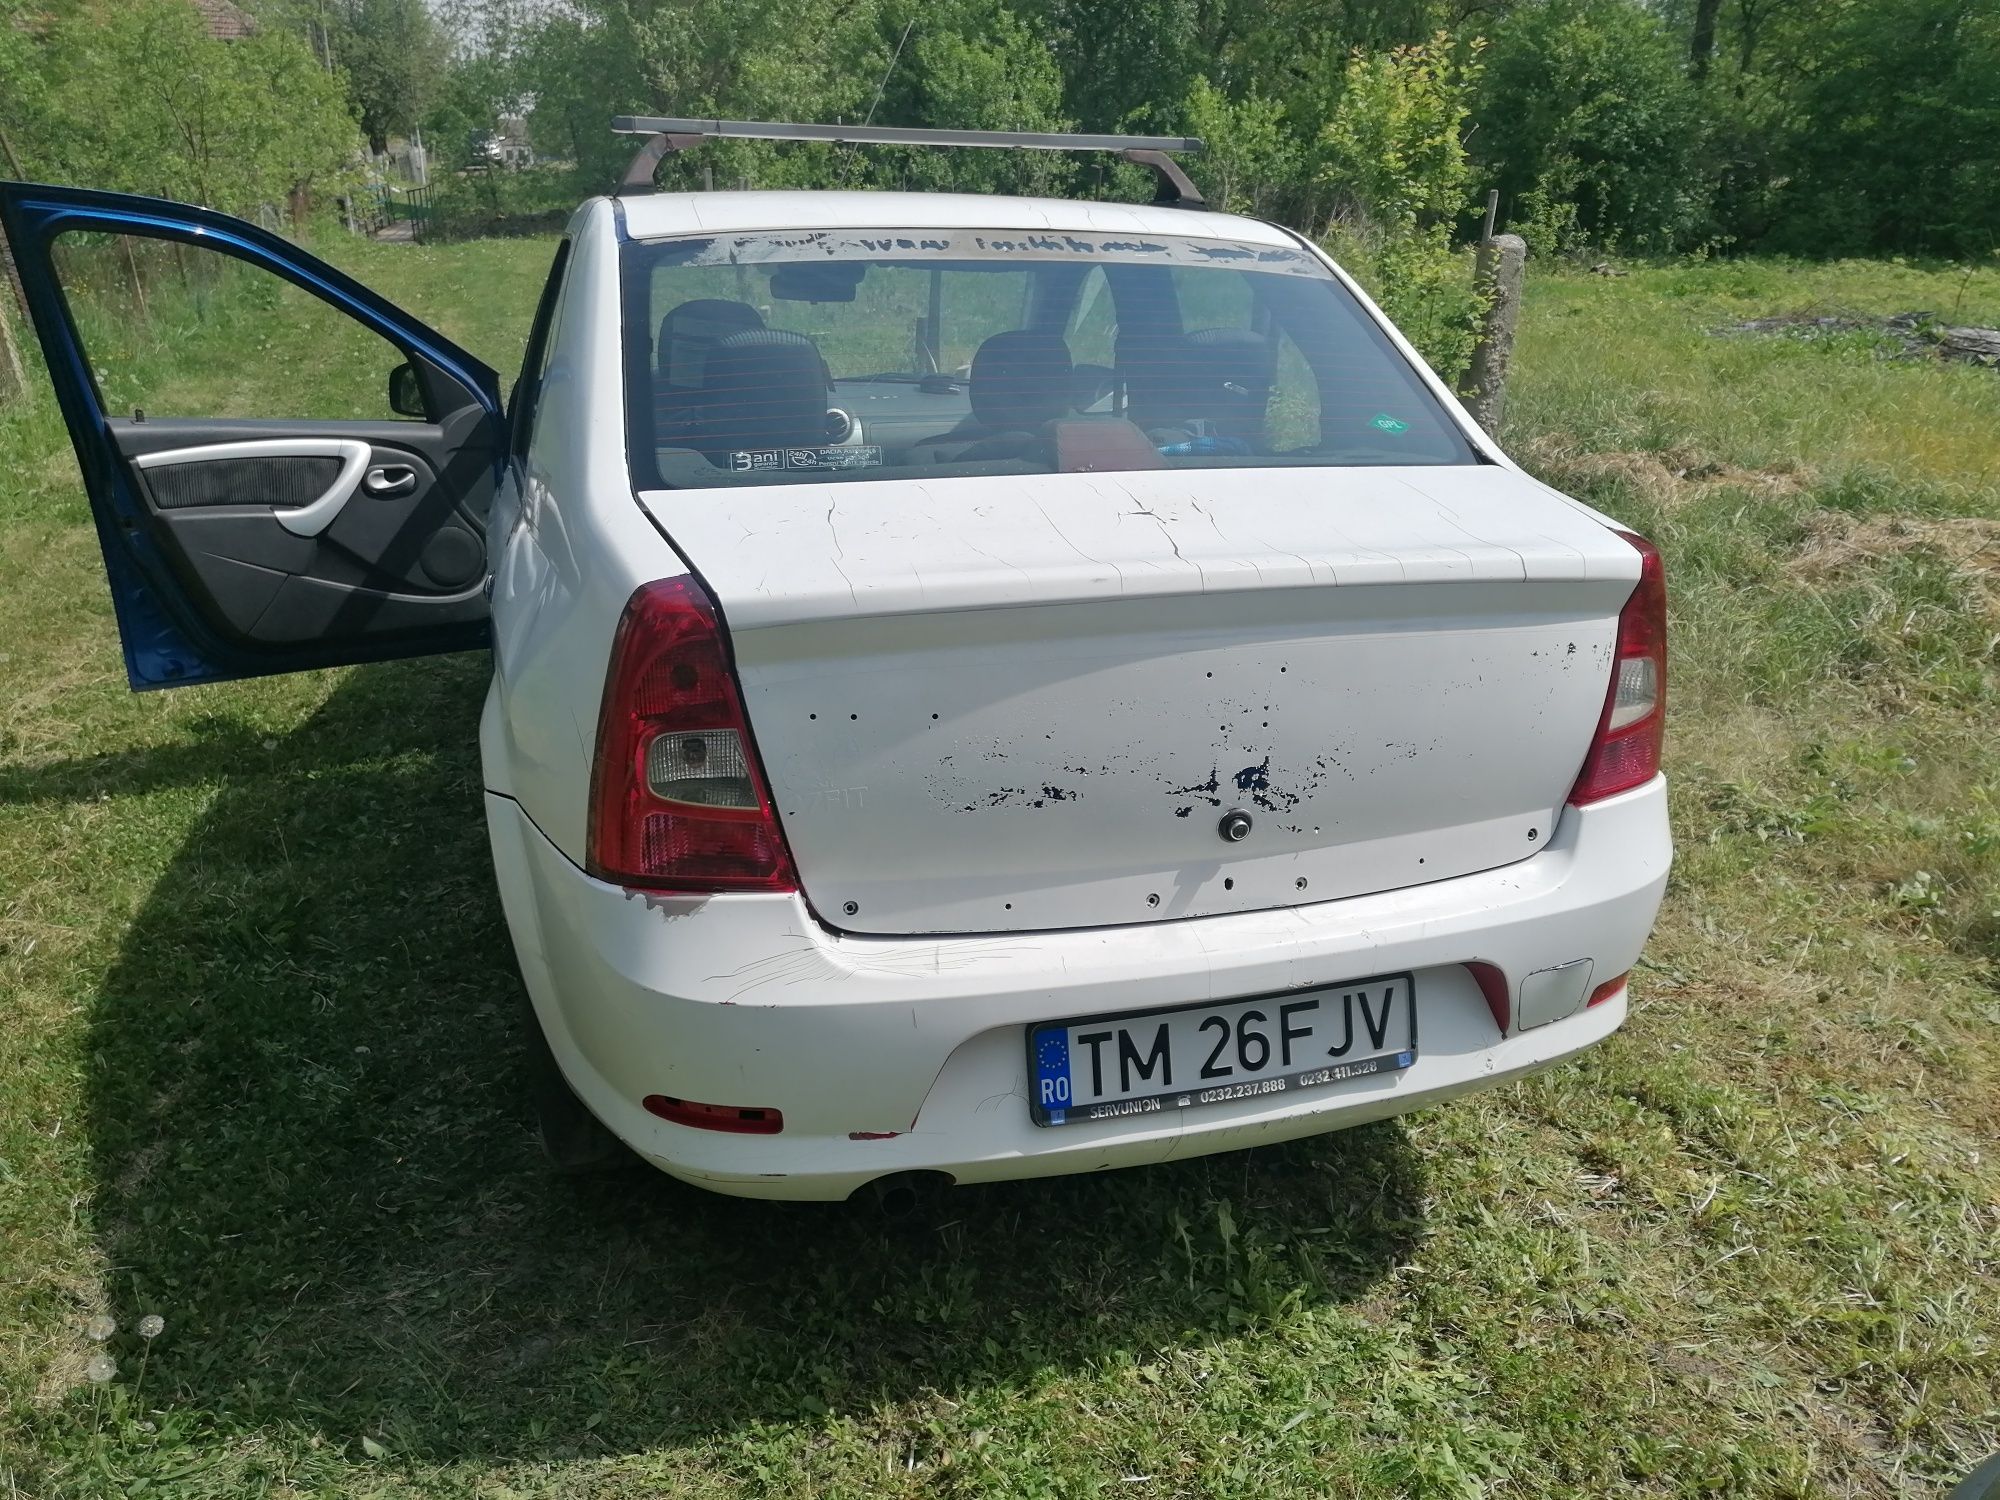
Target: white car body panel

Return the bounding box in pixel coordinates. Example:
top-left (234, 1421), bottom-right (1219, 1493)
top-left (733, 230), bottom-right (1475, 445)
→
top-left (640, 466), bottom-right (1637, 934)
top-left (486, 776), bottom-right (1668, 1200)
top-left (466, 189), bottom-right (1672, 1197)
top-left (483, 199), bottom-right (687, 845)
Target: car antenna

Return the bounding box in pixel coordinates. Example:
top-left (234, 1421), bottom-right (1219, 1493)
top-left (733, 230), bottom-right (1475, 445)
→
top-left (609, 116), bottom-right (1207, 208)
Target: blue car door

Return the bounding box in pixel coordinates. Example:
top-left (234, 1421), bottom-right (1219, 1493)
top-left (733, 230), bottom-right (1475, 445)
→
top-left (0, 182), bottom-right (505, 689)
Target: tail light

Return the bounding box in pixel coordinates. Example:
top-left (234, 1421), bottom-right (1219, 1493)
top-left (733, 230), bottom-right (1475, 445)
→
top-left (587, 577), bottom-right (798, 891)
top-left (1570, 532), bottom-right (1667, 805)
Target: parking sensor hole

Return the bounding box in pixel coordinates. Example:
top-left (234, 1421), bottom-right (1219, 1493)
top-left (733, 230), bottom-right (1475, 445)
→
top-left (1223, 878), bottom-right (1235, 891)
top-left (1146, 893), bottom-right (1160, 906)
top-left (842, 900), bottom-right (859, 916)
top-left (1296, 877), bottom-right (1307, 890)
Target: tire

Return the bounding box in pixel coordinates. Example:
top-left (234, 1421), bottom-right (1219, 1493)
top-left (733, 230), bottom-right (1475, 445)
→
top-left (521, 997), bottom-right (630, 1174)
top-left (1952, 1453), bottom-right (2000, 1500)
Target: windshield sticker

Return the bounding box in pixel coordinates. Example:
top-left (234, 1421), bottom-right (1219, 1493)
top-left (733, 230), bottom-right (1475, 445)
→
top-left (729, 445), bottom-right (884, 473)
top-left (1369, 413), bottom-right (1411, 434)
top-left (662, 230), bottom-right (1320, 276)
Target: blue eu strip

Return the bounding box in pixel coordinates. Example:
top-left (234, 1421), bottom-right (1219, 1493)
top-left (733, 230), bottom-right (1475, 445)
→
top-left (1033, 1027), bottom-right (1071, 1123)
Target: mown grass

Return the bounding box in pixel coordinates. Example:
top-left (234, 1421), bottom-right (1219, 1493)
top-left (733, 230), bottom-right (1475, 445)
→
top-left (1, 234), bottom-right (1996, 1498)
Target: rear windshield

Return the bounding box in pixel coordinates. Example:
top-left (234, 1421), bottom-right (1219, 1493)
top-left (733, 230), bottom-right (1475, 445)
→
top-left (620, 228), bottom-right (1477, 488)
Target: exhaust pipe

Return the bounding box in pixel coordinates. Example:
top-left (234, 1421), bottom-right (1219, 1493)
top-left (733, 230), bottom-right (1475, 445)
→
top-left (856, 1171), bottom-right (950, 1218)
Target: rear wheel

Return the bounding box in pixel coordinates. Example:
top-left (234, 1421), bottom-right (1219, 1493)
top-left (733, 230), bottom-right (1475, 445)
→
top-left (521, 998), bottom-right (630, 1174)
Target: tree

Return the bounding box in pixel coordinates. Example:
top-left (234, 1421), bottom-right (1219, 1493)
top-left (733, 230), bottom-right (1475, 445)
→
top-left (1317, 34), bottom-right (1487, 378)
top-left (1022, 0), bottom-right (1205, 134)
top-left (871, 0), bottom-right (1074, 194)
top-left (1689, 0), bottom-right (1720, 80)
top-left (0, 0), bottom-right (80, 181)
top-left (1184, 78), bottom-right (1297, 216)
top-left (1760, 0), bottom-right (2000, 256)
top-left (331, 0), bottom-right (451, 152)
top-left (1472, 0), bottom-right (1711, 254)
top-left (247, 0), bottom-right (450, 152)
top-left (25, 0), bottom-right (359, 218)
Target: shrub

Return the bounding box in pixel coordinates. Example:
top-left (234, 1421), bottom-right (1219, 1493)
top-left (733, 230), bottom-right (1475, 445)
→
top-left (1316, 35), bottom-right (1486, 381)
top-left (1472, 0), bottom-right (1712, 256)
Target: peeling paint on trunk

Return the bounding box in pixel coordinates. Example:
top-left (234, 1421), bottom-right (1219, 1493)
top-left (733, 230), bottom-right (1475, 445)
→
top-left (640, 465), bottom-right (1639, 935)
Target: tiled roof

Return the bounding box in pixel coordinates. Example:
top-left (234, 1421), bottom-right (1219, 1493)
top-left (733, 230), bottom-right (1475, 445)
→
top-left (189, 0), bottom-right (256, 40)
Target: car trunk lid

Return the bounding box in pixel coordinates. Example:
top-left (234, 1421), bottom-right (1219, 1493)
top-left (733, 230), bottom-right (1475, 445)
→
top-left (636, 465), bottom-right (1638, 935)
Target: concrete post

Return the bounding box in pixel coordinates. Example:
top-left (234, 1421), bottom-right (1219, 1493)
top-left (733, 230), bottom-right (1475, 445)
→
top-left (1463, 232), bottom-right (1527, 435)
top-left (0, 295), bottom-right (25, 405)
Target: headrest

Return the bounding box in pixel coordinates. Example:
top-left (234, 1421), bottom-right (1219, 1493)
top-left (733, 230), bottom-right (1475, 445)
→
top-left (1120, 328), bottom-right (1276, 431)
top-left (658, 299), bottom-right (766, 389)
top-left (1186, 327), bottom-right (1277, 385)
top-left (1114, 329), bottom-right (1202, 425)
top-left (697, 329), bottom-right (830, 456)
top-left (969, 331), bottom-right (1073, 432)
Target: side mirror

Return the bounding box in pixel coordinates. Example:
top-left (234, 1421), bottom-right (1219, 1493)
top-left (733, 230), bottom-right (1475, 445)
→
top-left (387, 361), bottom-right (427, 418)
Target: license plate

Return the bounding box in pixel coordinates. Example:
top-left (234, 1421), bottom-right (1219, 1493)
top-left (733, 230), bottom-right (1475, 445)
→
top-left (1028, 972), bottom-right (1416, 1127)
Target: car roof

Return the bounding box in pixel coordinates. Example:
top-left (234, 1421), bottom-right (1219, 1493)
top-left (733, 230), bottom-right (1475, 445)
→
top-left (610, 189), bottom-right (1299, 247)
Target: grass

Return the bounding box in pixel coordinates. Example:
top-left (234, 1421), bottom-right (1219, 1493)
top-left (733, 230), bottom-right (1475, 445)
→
top-left (1, 232), bottom-right (1997, 1498)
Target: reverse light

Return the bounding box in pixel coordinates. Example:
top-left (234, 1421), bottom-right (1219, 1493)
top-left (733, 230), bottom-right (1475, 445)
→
top-left (643, 1095), bottom-right (784, 1134)
top-left (1570, 532), bottom-right (1667, 805)
top-left (587, 577), bottom-right (798, 891)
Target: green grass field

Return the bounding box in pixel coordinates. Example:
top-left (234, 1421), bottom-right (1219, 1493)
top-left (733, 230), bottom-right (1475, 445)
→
top-left (1, 235), bottom-right (1996, 1498)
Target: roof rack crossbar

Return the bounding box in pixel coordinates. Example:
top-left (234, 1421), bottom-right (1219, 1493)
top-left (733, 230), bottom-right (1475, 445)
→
top-left (610, 116), bottom-right (1207, 207)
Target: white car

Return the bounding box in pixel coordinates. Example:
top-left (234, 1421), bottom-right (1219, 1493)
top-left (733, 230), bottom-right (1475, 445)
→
top-left (0, 122), bottom-right (1669, 1203)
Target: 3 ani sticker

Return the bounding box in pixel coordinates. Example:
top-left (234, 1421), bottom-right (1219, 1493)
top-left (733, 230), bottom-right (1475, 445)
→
top-left (729, 445), bottom-right (884, 473)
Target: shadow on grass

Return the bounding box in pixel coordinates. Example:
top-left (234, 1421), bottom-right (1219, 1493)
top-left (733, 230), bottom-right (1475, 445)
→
top-left (80, 655), bottom-right (1425, 1461)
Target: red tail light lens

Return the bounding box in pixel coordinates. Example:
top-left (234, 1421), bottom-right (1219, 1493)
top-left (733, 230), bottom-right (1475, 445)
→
top-left (1467, 961), bottom-right (1510, 1033)
top-left (1570, 532), bottom-right (1667, 805)
top-left (643, 1095), bottom-right (784, 1134)
top-left (587, 577), bottom-right (798, 891)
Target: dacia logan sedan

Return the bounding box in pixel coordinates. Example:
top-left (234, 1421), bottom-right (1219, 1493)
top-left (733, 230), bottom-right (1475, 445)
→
top-left (0, 152), bottom-right (1669, 1201)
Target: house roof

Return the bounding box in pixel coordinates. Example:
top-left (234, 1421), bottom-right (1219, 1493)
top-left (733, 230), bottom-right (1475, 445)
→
top-left (190, 0), bottom-right (256, 40)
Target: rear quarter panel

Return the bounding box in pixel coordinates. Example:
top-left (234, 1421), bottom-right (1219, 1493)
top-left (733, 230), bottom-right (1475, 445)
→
top-left (481, 199), bottom-right (691, 859)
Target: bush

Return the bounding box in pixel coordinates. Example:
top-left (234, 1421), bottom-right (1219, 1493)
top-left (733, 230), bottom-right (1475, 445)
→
top-left (1472, 0), bottom-right (1712, 256)
top-left (5, 0), bottom-right (360, 220)
top-left (1184, 79), bottom-right (1298, 219)
top-left (1316, 35), bottom-right (1487, 381)
top-left (425, 167), bottom-right (577, 241)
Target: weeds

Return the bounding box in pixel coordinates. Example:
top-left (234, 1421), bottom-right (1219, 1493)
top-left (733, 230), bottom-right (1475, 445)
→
top-left (0, 243), bottom-right (1996, 1496)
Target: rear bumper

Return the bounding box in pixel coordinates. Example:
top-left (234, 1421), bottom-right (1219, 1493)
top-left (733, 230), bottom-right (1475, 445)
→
top-left (485, 777), bottom-right (1670, 1200)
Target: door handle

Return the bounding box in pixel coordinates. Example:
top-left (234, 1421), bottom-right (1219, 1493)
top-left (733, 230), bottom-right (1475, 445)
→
top-left (363, 464), bottom-right (418, 497)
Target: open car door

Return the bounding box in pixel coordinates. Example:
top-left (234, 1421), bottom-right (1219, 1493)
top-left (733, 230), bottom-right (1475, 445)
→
top-left (0, 182), bottom-right (503, 689)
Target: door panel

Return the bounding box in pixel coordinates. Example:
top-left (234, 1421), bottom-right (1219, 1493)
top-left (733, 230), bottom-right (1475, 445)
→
top-left (133, 443), bottom-right (362, 523)
top-left (0, 182), bottom-right (505, 689)
top-left (111, 417), bottom-right (492, 645)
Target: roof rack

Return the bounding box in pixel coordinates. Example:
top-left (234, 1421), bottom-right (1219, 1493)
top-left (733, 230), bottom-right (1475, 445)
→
top-left (610, 116), bottom-right (1208, 207)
